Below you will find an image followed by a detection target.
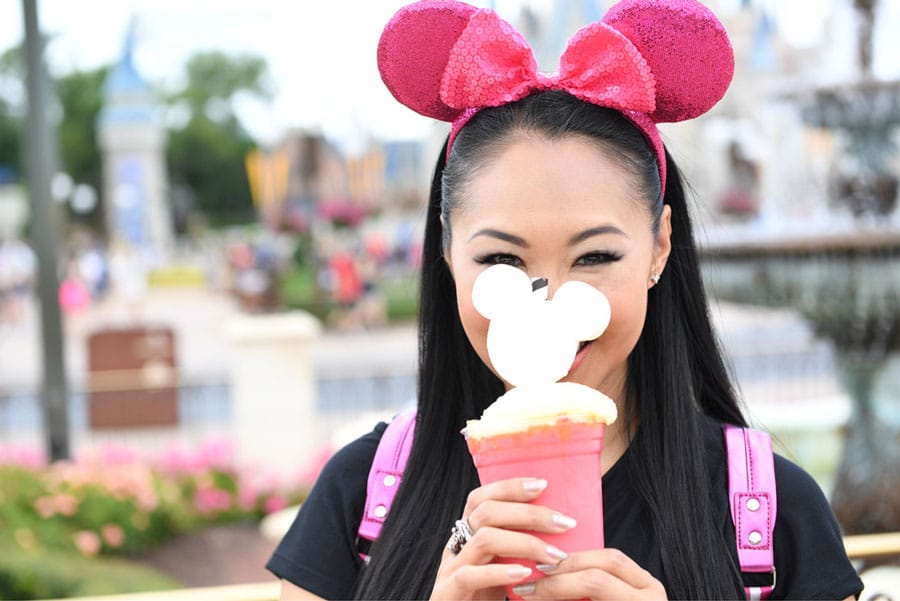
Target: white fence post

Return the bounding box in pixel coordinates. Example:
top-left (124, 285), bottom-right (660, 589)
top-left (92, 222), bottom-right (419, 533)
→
top-left (226, 311), bottom-right (321, 482)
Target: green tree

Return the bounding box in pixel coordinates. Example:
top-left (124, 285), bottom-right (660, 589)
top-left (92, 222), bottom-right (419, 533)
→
top-left (166, 51), bottom-right (271, 226)
top-left (0, 47), bottom-right (23, 175)
top-left (56, 66), bottom-right (107, 194)
top-left (0, 96), bottom-right (20, 175)
top-left (0, 45), bottom-right (106, 221)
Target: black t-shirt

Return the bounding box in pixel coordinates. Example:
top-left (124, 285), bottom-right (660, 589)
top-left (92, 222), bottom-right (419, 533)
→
top-left (267, 418), bottom-right (863, 600)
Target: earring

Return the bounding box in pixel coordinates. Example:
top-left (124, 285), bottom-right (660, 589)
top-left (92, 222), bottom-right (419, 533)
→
top-left (650, 273), bottom-right (661, 285)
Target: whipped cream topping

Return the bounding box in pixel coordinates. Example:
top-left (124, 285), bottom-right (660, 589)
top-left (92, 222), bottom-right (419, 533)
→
top-left (466, 382), bottom-right (617, 439)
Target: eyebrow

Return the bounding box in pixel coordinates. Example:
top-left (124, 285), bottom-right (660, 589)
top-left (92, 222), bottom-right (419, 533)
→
top-left (468, 225), bottom-right (628, 247)
top-left (468, 229), bottom-right (529, 247)
top-left (568, 225), bottom-right (629, 245)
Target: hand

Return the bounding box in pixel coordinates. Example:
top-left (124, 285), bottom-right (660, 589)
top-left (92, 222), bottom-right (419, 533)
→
top-left (510, 548), bottom-right (667, 600)
top-left (430, 477), bottom-right (576, 601)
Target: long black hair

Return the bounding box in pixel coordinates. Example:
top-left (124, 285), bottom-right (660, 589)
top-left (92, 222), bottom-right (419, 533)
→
top-left (354, 91), bottom-right (746, 600)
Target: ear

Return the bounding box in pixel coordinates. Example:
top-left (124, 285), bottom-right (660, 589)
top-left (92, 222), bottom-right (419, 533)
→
top-left (651, 204), bottom-right (672, 285)
top-left (602, 0), bottom-right (734, 123)
top-left (377, 1), bottom-right (477, 122)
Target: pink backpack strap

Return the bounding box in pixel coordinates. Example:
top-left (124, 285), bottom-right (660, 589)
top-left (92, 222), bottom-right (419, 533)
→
top-left (724, 424), bottom-right (777, 600)
top-left (357, 409), bottom-right (416, 560)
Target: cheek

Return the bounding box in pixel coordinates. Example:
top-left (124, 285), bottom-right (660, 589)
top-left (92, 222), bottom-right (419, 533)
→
top-left (592, 280), bottom-right (650, 365)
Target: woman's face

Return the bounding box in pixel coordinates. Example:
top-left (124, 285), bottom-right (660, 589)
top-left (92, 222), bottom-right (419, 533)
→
top-left (445, 135), bottom-right (671, 400)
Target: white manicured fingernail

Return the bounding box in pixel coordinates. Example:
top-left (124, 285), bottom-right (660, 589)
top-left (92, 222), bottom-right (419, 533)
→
top-left (546, 544), bottom-right (568, 560)
top-left (507, 565), bottom-right (532, 579)
top-left (523, 479), bottom-right (547, 492)
top-left (536, 563), bottom-right (558, 573)
top-left (512, 583), bottom-right (537, 596)
top-left (552, 513), bottom-right (577, 529)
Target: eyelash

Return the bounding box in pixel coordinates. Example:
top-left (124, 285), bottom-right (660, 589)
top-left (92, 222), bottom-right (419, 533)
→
top-left (575, 251), bottom-right (623, 266)
top-left (474, 252), bottom-right (623, 267)
top-left (475, 253), bottom-right (523, 267)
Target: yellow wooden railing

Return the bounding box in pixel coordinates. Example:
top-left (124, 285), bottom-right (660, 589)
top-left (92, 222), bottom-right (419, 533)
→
top-left (46, 532), bottom-right (900, 601)
top-left (44, 581), bottom-right (280, 601)
top-left (845, 531), bottom-right (900, 561)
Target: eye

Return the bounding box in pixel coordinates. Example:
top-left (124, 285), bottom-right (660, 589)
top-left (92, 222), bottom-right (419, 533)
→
top-left (575, 251), bottom-right (622, 266)
top-left (475, 253), bottom-right (524, 267)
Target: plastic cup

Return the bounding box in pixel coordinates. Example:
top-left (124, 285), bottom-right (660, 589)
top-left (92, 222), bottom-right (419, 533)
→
top-left (466, 419), bottom-right (606, 600)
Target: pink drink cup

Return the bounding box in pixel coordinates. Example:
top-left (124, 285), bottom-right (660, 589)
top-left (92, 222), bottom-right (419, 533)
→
top-left (466, 419), bottom-right (606, 600)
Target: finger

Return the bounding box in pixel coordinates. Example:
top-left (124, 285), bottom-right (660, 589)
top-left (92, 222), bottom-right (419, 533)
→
top-left (514, 557), bottom-right (667, 601)
top-left (464, 478), bottom-right (548, 515)
top-left (437, 563), bottom-right (534, 599)
top-left (467, 499), bottom-right (578, 535)
top-left (455, 526), bottom-right (570, 567)
top-left (547, 548), bottom-right (658, 590)
top-left (513, 569), bottom-right (642, 601)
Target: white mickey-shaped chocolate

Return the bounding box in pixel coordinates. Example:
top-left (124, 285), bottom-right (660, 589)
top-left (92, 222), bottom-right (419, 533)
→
top-left (472, 264), bottom-right (612, 387)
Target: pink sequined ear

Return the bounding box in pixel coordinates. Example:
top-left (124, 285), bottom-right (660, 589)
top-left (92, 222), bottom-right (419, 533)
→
top-left (377, 0), bottom-right (479, 122)
top-left (602, 0), bottom-right (734, 123)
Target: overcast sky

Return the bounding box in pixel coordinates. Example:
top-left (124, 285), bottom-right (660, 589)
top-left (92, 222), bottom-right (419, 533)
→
top-left (1, 0), bottom-right (898, 152)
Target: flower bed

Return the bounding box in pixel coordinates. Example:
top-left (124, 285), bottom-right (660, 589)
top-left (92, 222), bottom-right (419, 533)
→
top-left (0, 440), bottom-right (312, 598)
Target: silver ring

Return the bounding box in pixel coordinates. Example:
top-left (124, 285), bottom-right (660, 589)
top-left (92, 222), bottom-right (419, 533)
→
top-left (445, 518), bottom-right (475, 554)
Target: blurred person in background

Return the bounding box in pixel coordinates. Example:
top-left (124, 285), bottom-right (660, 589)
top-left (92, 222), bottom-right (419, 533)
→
top-left (0, 237), bottom-right (36, 325)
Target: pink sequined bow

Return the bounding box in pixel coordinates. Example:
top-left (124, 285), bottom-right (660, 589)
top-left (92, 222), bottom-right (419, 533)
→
top-left (378, 0), bottom-right (735, 194)
top-left (440, 10), bottom-right (656, 116)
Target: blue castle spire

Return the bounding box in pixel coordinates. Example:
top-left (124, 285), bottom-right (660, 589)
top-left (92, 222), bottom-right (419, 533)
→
top-left (99, 18), bottom-right (156, 126)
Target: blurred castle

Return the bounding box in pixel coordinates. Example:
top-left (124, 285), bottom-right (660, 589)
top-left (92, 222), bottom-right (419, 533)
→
top-left (97, 23), bottom-right (173, 252)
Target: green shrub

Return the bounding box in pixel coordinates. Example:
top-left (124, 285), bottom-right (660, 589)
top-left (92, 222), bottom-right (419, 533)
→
top-left (0, 441), bottom-right (309, 598)
top-left (278, 266), bottom-right (335, 321)
top-left (383, 276), bottom-right (419, 322)
top-left (0, 540), bottom-right (179, 599)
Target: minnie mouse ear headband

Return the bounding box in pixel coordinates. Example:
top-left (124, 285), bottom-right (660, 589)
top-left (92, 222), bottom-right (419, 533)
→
top-left (377, 0), bottom-right (734, 193)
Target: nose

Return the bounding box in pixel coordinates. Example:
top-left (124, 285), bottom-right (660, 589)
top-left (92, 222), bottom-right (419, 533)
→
top-left (531, 274), bottom-right (568, 301)
top-left (528, 265), bottom-right (568, 299)
top-left (531, 277), bottom-right (549, 299)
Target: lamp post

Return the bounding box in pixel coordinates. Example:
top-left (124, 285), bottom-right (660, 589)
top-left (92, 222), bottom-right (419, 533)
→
top-left (22, 0), bottom-right (70, 461)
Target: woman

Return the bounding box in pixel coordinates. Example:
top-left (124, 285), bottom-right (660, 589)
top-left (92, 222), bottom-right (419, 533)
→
top-left (268, 2), bottom-right (863, 599)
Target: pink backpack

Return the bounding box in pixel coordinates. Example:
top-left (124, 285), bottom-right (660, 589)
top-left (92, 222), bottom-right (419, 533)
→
top-left (358, 410), bottom-right (776, 600)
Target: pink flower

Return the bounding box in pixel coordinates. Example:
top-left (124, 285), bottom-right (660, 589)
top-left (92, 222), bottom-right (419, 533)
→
top-left (155, 445), bottom-right (198, 475)
top-left (263, 494), bottom-right (288, 515)
top-left (196, 438), bottom-right (235, 471)
top-left (237, 486), bottom-right (259, 512)
top-left (99, 443), bottom-right (138, 465)
top-left (194, 486), bottom-right (232, 515)
top-left (101, 524), bottom-right (125, 548)
top-left (136, 490), bottom-right (159, 512)
top-left (54, 493), bottom-right (79, 517)
top-left (73, 530), bottom-right (101, 556)
top-left (35, 496), bottom-right (56, 518)
top-left (0, 445), bottom-right (46, 469)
